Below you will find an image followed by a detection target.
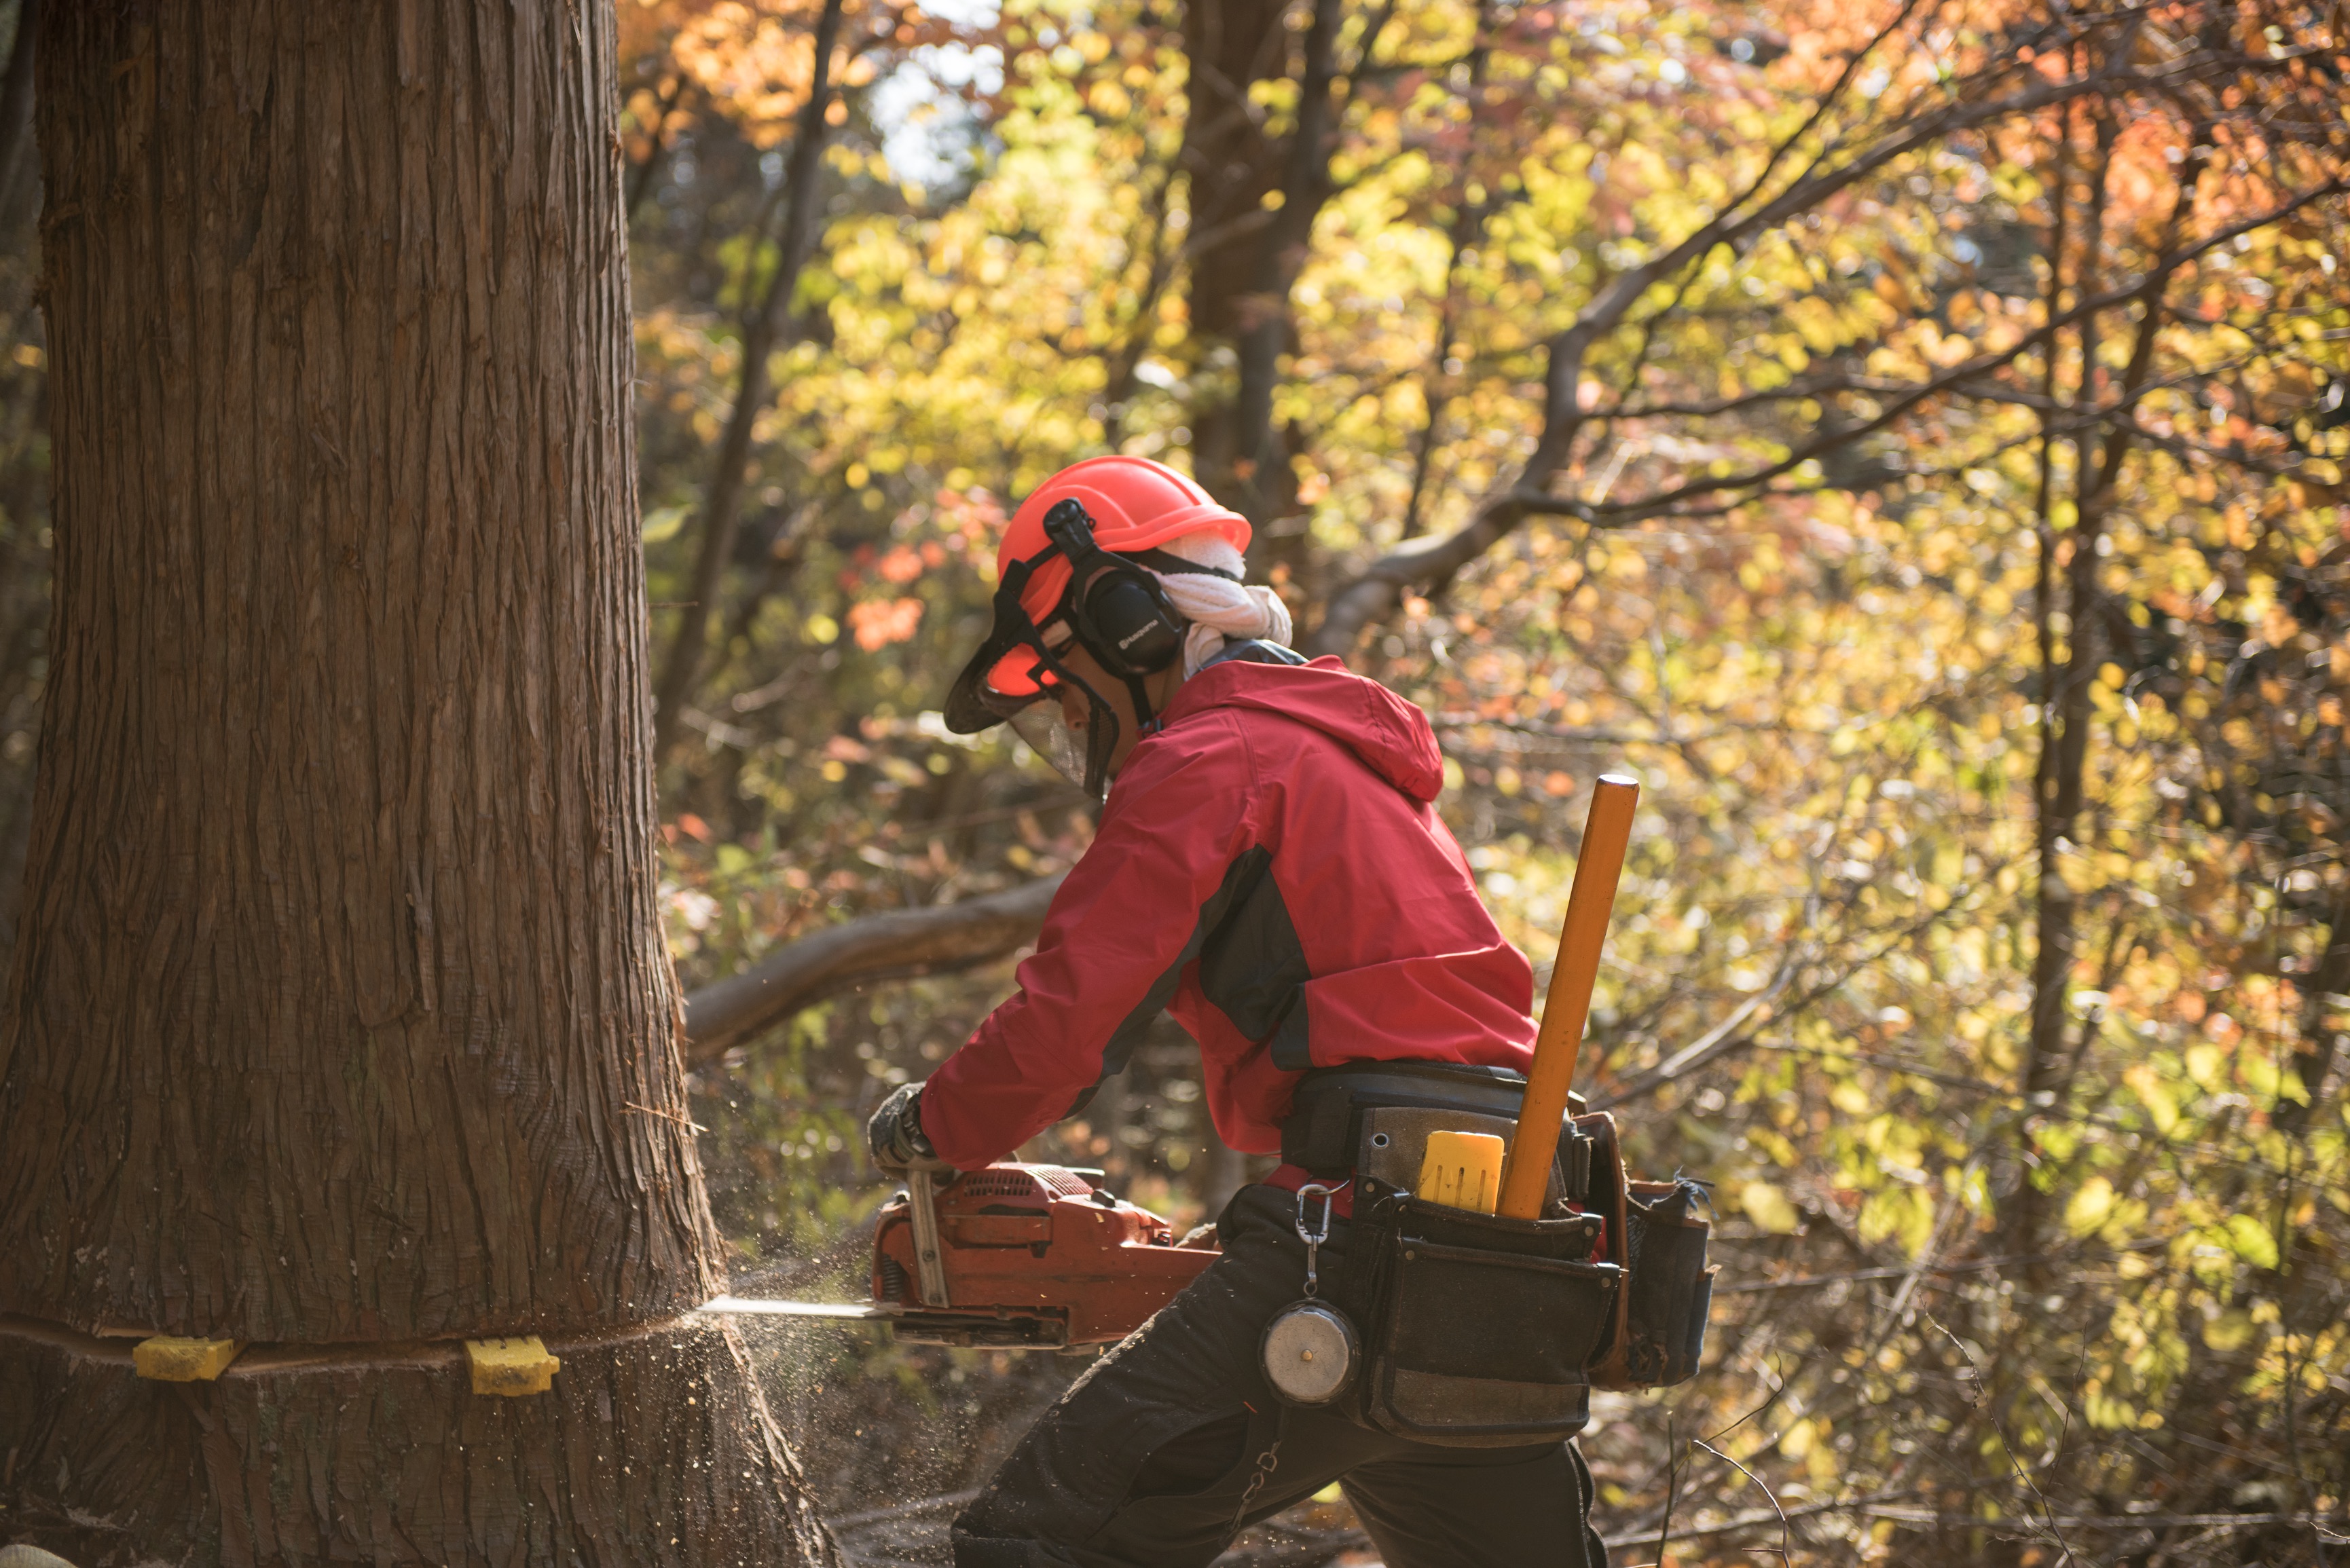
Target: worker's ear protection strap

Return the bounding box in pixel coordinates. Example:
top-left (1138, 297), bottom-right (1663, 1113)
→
top-left (1040, 499), bottom-right (1187, 682)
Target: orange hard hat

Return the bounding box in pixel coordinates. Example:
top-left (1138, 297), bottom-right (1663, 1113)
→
top-left (970, 456), bottom-right (1249, 704)
top-left (995, 456), bottom-right (1250, 626)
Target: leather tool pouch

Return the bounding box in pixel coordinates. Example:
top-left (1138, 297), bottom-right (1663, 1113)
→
top-left (1578, 1112), bottom-right (1716, 1391)
top-left (1351, 1191), bottom-right (1618, 1447)
top-left (1275, 1066), bottom-right (1714, 1432)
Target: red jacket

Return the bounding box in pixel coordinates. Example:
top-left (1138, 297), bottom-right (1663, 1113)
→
top-left (920, 656), bottom-right (1537, 1170)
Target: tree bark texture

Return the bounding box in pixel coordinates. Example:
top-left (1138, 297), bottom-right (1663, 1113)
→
top-left (0, 5), bottom-right (833, 1563)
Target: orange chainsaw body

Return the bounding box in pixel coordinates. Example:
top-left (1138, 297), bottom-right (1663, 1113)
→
top-left (872, 1163), bottom-right (1220, 1347)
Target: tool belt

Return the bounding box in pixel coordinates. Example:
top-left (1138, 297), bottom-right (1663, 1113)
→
top-left (1278, 1062), bottom-right (1716, 1445)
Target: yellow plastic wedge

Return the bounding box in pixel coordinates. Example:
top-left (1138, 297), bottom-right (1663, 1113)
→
top-left (1418, 1130), bottom-right (1506, 1214)
top-left (466, 1336), bottom-right (560, 1397)
top-left (132, 1336), bottom-right (242, 1381)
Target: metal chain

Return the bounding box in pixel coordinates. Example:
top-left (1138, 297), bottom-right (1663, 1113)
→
top-left (1230, 1435), bottom-right (1283, 1533)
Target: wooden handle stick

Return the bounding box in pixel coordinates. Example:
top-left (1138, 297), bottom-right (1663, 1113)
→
top-left (1497, 773), bottom-right (1640, 1220)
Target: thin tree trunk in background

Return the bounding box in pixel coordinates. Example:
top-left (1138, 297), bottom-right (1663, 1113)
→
top-left (1195, 1133), bottom-right (1253, 1222)
top-left (1180, 0), bottom-right (1287, 548)
top-left (1400, 0), bottom-right (1494, 540)
top-left (1185, 0), bottom-right (1394, 595)
top-left (0, 3), bottom-right (48, 977)
top-left (1226, 0), bottom-right (1346, 588)
top-left (2006, 104), bottom-right (2069, 1263)
top-left (626, 74), bottom-right (690, 225)
top-left (0, 0), bottom-right (39, 223)
top-left (0, 5), bottom-right (831, 1562)
top-left (651, 0), bottom-right (845, 756)
top-left (2013, 101), bottom-right (2115, 1266)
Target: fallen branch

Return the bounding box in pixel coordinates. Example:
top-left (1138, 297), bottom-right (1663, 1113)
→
top-left (683, 875), bottom-right (1067, 1062)
top-left (1862, 1507), bottom-right (2347, 1533)
top-left (1714, 1235), bottom-right (2178, 1295)
top-left (1599, 1487), bottom-right (1931, 1551)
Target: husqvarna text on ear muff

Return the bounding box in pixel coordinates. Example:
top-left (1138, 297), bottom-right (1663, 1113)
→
top-left (1040, 499), bottom-right (1186, 679)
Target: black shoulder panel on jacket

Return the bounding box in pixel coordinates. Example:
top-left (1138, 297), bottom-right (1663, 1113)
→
top-left (1196, 859), bottom-right (1312, 1071)
top-left (1061, 846), bottom-right (1298, 1119)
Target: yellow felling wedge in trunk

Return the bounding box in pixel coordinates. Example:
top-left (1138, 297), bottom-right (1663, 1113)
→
top-left (466, 1336), bottom-right (560, 1396)
top-left (132, 1336), bottom-right (242, 1381)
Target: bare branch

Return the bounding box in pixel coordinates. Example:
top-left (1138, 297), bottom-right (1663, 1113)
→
top-left (1307, 63), bottom-right (2152, 656)
top-left (1307, 164), bottom-right (2349, 656)
top-left (682, 875), bottom-right (1066, 1062)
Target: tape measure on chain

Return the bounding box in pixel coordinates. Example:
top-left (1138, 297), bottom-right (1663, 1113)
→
top-left (1259, 1182), bottom-right (1359, 1406)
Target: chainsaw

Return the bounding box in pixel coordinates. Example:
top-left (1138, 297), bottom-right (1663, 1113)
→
top-left (701, 1158), bottom-right (1220, 1348)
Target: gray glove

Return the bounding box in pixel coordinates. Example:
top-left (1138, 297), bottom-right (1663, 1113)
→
top-left (866, 1081), bottom-right (936, 1171)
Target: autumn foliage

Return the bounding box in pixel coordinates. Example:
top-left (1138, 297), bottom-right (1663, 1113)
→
top-left (1, 0), bottom-right (2347, 1558)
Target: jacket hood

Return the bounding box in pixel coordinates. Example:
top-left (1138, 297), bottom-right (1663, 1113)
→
top-left (1162, 655), bottom-right (1446, 802)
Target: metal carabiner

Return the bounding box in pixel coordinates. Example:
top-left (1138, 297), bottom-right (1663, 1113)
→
top-left (1293, 1181), bottom-right (1347, 1299)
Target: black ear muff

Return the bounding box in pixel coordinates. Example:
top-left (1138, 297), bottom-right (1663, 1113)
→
top-left (1041, 499), bottom-right (1187, 679)
top-left (1076, 570), bottom-right (1184, 676)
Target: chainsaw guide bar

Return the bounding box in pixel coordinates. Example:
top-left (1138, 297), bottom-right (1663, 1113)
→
top-left (697, 1297), bottom-right (897, 1321)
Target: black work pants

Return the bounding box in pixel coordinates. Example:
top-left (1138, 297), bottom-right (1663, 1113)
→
top-left (952, 1184), bottom-right (1609, 1568)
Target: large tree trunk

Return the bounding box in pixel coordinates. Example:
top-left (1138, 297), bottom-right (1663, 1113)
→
top-left (0, 6), bottom-right (832, 1564)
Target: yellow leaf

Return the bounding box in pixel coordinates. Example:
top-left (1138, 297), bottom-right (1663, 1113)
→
top-left (640, 504), bottom-right (689, 544)
top-left (2124, 1064), bottom-right (2179, 1135)
top-left (2201, 1309), bottom-right (2256, 1352)
top-left (1740, 1180), bottom-right (1800, 1234)
top-left (2224, 1214), bottom-right (2279, 1271)
top-left (2064, 1176), bottom-right (2115, 1236)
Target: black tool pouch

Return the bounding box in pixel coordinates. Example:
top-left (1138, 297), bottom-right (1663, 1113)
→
top-left (1580, 1112), bottom-right (1716, 1390)
top-left (1619, 1179), bottom-right (1715, 1386)
top-left (1351, 1192), bottom-right (1619, 1448)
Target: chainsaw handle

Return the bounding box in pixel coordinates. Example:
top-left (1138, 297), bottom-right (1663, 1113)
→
top-left (904, 1156), bottom-right (955, 1307)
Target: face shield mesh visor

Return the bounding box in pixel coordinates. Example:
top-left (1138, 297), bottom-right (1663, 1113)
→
top-left (945, 564), bottom-right (1124, 800)
top-left (1004, 689), bottom-right (1118, 802)
top-left (979, 641), bottom-right (1121, 801)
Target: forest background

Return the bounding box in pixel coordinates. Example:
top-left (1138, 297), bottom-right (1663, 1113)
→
top-left (0, 0), bottom-right (2345, 1561)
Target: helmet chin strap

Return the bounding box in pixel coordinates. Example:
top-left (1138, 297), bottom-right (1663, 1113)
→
top-left (1128, 673), bottom-right (1162, 738)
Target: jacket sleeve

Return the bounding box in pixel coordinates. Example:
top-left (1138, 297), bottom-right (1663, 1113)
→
top-left (918, 722), bottom-right (1259, 1170)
